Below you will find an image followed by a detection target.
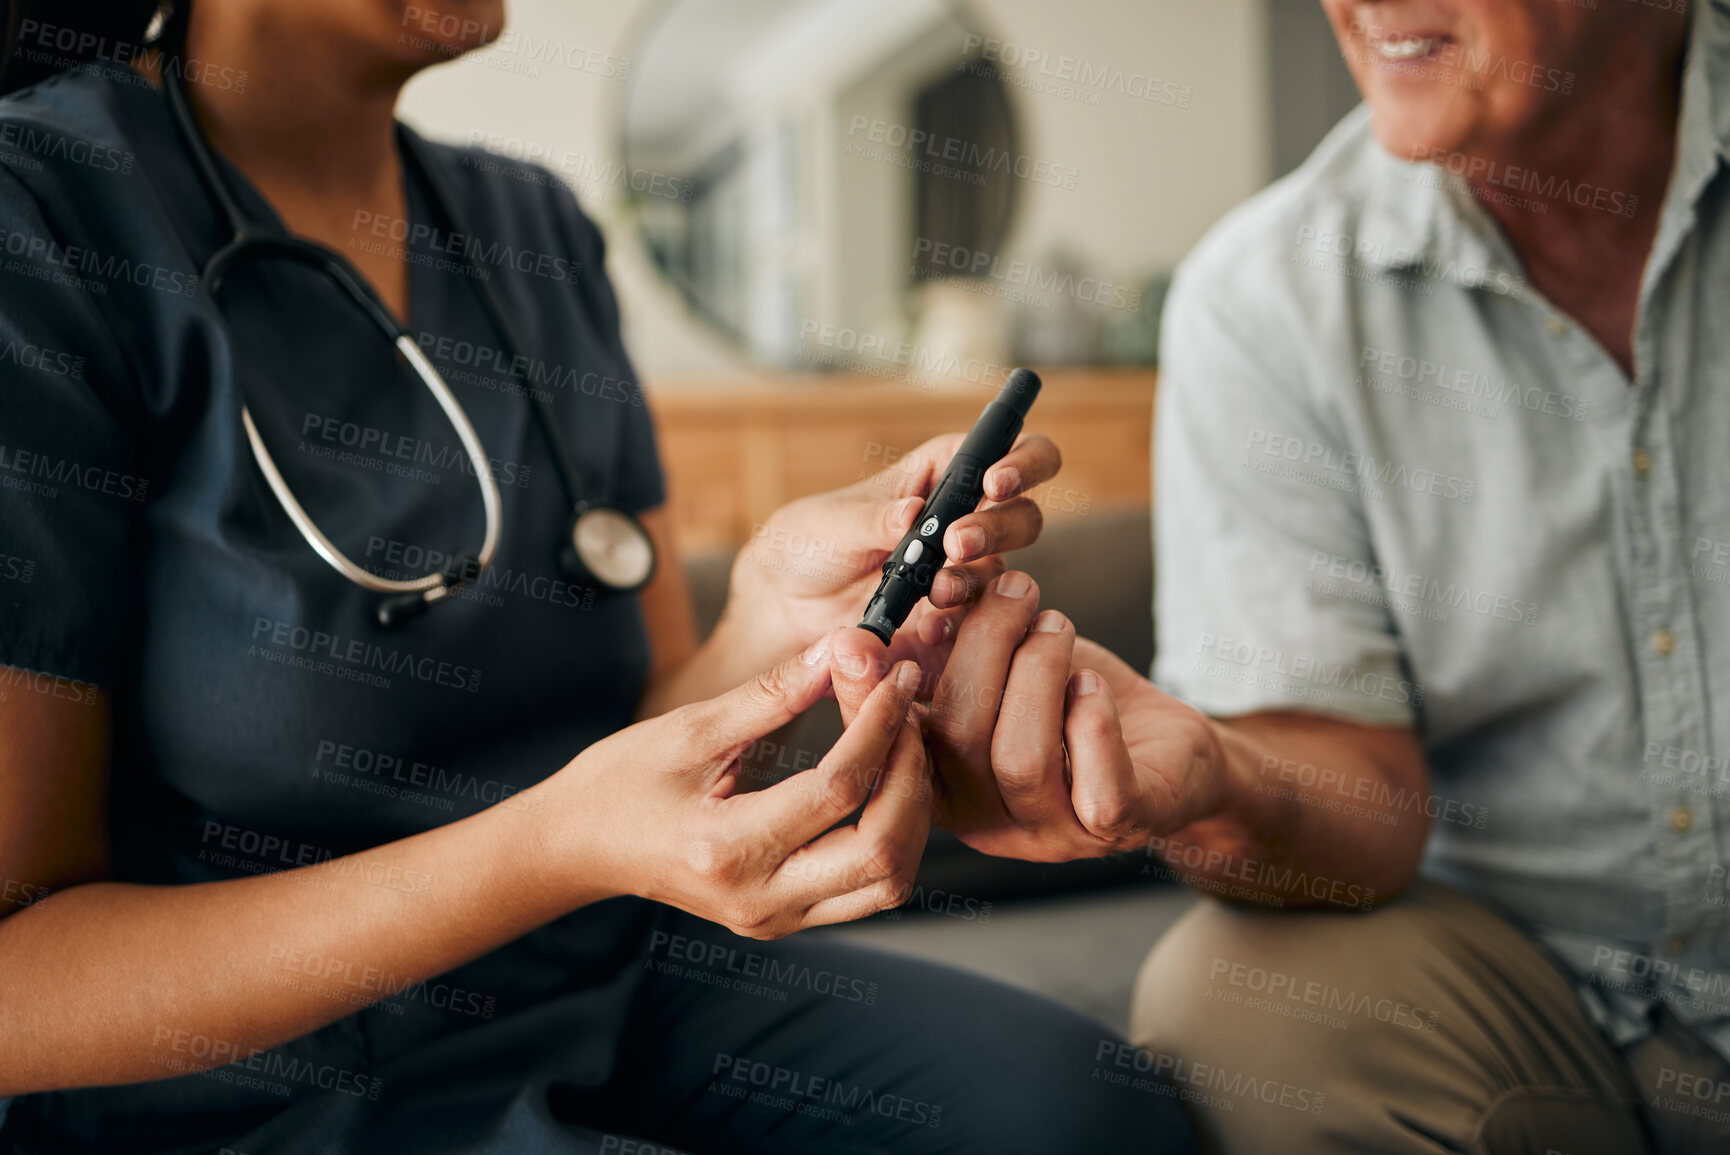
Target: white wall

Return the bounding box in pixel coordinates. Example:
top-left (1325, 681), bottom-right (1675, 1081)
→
top-left (398, 0), bottom-right (1271, 381)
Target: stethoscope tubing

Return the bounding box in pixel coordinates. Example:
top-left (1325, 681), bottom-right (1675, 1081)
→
top-left (154, 10), bottom-right (656, 612)
top-left (163, 40), bottom-right (507, 597)
top-left (238, 335), bottom-right (503, 597)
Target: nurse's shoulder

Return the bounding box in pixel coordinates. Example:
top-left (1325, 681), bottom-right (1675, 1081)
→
top-left (0, 65), bottom-right (163, 208)
top-left (0, 66), bottom-right (210, 426)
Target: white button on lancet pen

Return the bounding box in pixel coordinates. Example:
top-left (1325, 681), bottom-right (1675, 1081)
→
top-left (903, 540), bottom-right (924, 564)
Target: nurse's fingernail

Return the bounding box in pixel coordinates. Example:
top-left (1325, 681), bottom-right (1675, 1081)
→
top-left (952, 527), bottom-right (987, 561)
top-left (836, 650), bottom-right (870, 678)
top-left (995, 571), bottom-right (1032, 598)
top-left (1034, 610), bottom-right (1068, 633)
top-left (990, 466), bottom-right (1021, 500)
top-left (801, 635), bottom-right (832, 666)
top-left (896, 662), bottom-right (921, 693)
top-left (1071, 670), bottom-right (1100, 697)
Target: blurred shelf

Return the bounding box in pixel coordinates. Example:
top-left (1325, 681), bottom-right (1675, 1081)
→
top-left (645, 369), bottom-right (1157, 555)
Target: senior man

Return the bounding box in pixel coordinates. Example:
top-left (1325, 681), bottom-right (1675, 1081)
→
top-left (823, 0), bottom-right (1729, 1151)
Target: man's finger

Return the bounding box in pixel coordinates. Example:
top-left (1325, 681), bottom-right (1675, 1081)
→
top-left (928, 556), bottom-right (1006, 610)
top-left (912, 600), bottom-right (962, 648)
top-left (944, 496), bottom-right (1044, 565)
top-left (926, 571), bottom-right (1041, 821)
top-left (928, 571), bottom-right (1041, 752)
top-left (982, 432), bottom-right (1062, 503)
top-left (991, 610), bottom-right (1084, 833)
top-left (1062, 671), bottom-right (1155, 848)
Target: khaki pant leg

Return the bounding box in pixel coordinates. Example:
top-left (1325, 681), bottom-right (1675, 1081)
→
top-left (1129, 881), bottom-right (1649, 1155)
top-left (1623, 1005), bottom-right (1730, 1154)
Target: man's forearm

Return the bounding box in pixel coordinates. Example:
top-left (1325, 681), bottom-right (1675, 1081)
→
top-left (1148, 712), bottom-right (1429, 911)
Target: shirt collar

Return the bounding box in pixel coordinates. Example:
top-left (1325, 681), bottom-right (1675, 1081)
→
top-left (1356, 143), bottom-right (1512, 292)
top-left (1675, 0), bottom-right (1730, 199)
top-left (1352, 116), bottom-right (1518, 292)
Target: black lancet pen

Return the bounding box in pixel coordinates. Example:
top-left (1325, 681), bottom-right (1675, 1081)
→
top-left (858, 367), bottom-right (1043, 645)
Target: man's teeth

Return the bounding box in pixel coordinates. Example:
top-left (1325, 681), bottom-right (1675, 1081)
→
top-left (1376, 36), bottom-right (1438, 62)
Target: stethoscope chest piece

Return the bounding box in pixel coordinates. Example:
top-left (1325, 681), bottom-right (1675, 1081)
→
top-left (560, 506), bottom-right (656, 594)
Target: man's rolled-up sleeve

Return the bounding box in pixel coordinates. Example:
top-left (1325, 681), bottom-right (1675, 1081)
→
top-left (1152, 261), bottom-right (1418, 727)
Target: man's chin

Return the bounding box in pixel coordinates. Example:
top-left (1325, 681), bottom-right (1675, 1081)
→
top-left (1368, 103), bottom-right (1477, 167)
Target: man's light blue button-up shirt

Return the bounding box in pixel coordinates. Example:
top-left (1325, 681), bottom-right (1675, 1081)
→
top-left (1154, 0), bottom-right (1730, 1057)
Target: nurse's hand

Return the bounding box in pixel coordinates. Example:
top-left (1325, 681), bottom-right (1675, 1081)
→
top-left (723, 432), bottom-right (1061, 678)
top-left (557, 631), bottom-right (933, 938)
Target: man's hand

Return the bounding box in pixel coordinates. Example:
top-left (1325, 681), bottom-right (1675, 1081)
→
top-left (896, 572), bottom-right (1226, 861)
top-left (865, 572), bottom-right (1431, 908)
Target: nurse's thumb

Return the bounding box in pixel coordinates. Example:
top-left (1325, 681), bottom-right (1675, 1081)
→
top-left (702, 630), bottom-right (840, 751)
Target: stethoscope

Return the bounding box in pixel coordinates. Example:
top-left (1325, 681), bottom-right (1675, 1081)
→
top-left (158, 22), bottom-right (656, 629)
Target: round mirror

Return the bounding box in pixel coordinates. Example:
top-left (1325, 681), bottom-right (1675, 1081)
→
top-left (619, 0), bottom-right (1031, 377)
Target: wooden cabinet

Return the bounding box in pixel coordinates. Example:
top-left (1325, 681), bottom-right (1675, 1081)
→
top-left (645, 371), bottom-right (1157, 555)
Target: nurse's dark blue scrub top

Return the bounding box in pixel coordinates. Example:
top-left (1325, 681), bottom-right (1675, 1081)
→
top-left (0, 64), bottom-right (665, 1152)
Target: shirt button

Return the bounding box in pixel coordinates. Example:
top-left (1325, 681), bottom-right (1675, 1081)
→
top-left (1671, 805), bottom-right (1694, 834)
top-left (1546, 315), bottom-right (1569, 336)
top-left (1666, 935), bottom-right (1689, 956)
top-left (1654, 628), bottom-right (1677, 657)
top-left (1634, 448), bottom-right (1652, 478)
